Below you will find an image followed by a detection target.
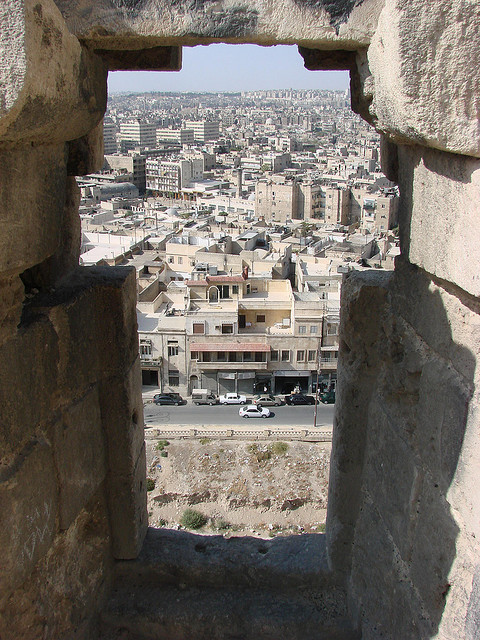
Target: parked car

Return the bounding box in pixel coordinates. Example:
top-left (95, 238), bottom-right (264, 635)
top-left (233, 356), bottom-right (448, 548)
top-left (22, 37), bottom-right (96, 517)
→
top-left (154, 394), bottom-right (185, 406)
top-left (319, 391), bottom-right (336, 404)
top-left (191, 389), bottom-right (219, 405)
top-left (253, 394), bottom-right (283, 407)
top-left (239, 405), bottom-right (271, 419)
top-left (218, 392), bottom-right (247, 405)
top-left (285, 393), bottom-right (315, 406)
top-left (154, 392), bottom-right (183, 403)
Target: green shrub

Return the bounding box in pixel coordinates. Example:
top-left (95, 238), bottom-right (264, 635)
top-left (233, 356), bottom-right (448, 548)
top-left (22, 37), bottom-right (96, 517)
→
top-left (199, 437), bottom-right (212, 445)
top-left (159, 518), bottom-right (168, 527)
top-left (155, 440), bottom-right (170, 451)
top-left (146, 478), bottom-right (155, 492)
top-left (160, 450), bottom-right (168, 458)
top-left (180, 508), bottom-right (208, 530)
top-left (271, 441), bottom-right (288, 455)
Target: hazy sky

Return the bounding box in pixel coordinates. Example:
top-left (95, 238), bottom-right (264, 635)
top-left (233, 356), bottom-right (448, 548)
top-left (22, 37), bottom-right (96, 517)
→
top-left (108, 44), bottom-right (350, 94)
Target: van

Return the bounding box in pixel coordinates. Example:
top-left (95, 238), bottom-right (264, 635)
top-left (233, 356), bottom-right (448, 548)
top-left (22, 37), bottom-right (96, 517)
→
top-left (191, 389), bottom-right (219, 405)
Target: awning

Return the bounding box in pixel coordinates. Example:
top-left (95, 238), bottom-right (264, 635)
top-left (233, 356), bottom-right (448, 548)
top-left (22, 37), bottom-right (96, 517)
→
top-left (190, 342), bottom-right (270, 352)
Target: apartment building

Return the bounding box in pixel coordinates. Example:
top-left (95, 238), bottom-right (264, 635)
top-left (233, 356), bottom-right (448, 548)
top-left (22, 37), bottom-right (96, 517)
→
top-left (350, 187), bottom-right (399, 232)
top-left (137, 266), bottom-right (338, 397)
top-left (183, 120), bottom-right (220, 142)
top-left (156, 128), bottom-right (194, 146)
top-left (119, 119), bottom-right (157, 151)
top-left (104, 153), bottom-right (146, 192)
top-left (103, 120), bottom-right (117, 154)
top-left (146, 157), bottom-right (204, 195)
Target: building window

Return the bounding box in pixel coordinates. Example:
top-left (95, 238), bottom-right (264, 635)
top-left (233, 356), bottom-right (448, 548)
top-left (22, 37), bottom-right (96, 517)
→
top-left (168, 256), bottom-right (174, 263)
top-left (168, 371), bottom-right (180, 386)
top-left (255, 352), bottom-right (265, 362)
top-left (219, 285), bottom-right (230, 299)
top-left (222, 324), bottom-right (234, 334)
top-left (296, 350), bottom-right (305, 362)
top-left (281, 350), bottom-right (290, 362)
top-left (178, 257), bottom-right (183, 264)
top-left (190, 351), bottom-right (199, 360)
top-left (243, 351), bottom-right (253, 362)
top-left (140, 340), bottom-right (152, 357)
top-left (298, 325), bottom-right (306, 334)
top-left (168, 344), bottom-right (179, 356)
top-left (202, 352), bottom-right (211, 362)
top-left (256, 314), bottom-right (266, 323)
top-left (193, 323), bottom-right (204, 334)
top-left (217, 351), bottom-right (226, 361)
top-left (232, 285), bottom-right (239, 294)
top-left (310, 325), bottom-right (318, 334)
top-left (270, 350), bottom-right (279, 362)
top-left (308, 350), bottom-right (317, 362)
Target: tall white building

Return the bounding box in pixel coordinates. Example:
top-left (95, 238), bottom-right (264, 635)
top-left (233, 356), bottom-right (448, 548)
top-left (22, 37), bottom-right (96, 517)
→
top-left (146, 158), bottom-right (204, 195)
top-left (119, 119), bottom-right (157, 150)
top-left (183, 120), bottom-right (220, 143)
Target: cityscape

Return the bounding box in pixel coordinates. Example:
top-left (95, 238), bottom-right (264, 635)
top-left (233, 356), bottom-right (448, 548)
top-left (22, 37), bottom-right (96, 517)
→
top-left (79, 88), bottom-right (399, 404)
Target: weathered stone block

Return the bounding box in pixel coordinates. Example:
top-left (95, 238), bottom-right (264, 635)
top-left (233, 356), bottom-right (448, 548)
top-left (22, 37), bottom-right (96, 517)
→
top-left (54, 387), bottom-right (106, 530)
top-left (0, 275), bottom-right (24, 347)
top-left (0, 318), bottom-right (59, 457)
top-left (108, 443), bottom-right (148, 560)
top-left (54, 0), bottom-right (383, 47)
top-left (364, 0), bottom-right (480, 157)
top-left (350, 499), bottom-right (434, 639)
top-left (409, 478), bottom-right (459, 622)
top-left (27, 266), bottom-right (139, 396)
top-left (99, 357), bottom-right (145, 476)
top-left (327, 269), bottom-right (392, 575)
top-left (0, 489), bottom-right (112, 640)
top-left (0, 144), bottom-right (66, 276)
top-left (0, 0), bottom-right (107, 144)
top-left (67, 121), bottom-right (105, 176)
top-left (0, 438), bottom-right (58, 603)
top-left (396, 145), bottom-right (480, 296)
top-left (363, 398), bottom-right (421, 559)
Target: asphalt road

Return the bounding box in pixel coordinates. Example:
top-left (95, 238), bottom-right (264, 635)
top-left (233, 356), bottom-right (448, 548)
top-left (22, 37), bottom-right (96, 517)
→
top-left (143, 401), bottom-right (335, 428)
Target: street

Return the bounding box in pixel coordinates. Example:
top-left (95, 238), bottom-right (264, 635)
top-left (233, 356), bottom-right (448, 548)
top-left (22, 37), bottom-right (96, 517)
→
top-left (143, 400), bottom-right (335, 428)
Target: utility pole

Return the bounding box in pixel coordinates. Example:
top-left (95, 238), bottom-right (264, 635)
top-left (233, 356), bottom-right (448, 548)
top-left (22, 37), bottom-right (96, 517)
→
top-left (313, 314), bottom-right (325, 428)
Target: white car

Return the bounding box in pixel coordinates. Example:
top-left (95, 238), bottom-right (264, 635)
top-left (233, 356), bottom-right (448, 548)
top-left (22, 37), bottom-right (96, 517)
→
top-left (239, 405), bottom-right (271, 419)
top-left (219, 392), bottom-right (247, 405)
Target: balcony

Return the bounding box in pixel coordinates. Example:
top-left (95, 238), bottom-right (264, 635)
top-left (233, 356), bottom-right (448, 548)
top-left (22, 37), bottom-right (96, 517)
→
top-left (140, 355), bottom-right (162, 368)
top-left (238, 324), bottom-right (293, 336)
top-left (320, 358), bottom-right (338, 370)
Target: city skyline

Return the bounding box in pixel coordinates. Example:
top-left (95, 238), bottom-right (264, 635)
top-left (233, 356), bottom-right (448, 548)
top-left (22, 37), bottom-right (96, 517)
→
top-left (108, 44), bottom-right (350, 94)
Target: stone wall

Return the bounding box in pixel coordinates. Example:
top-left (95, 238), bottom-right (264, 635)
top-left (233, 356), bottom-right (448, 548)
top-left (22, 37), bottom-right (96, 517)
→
top-left (1, 1), bottom-right (479, 639)
top-left (0, 2), bottom-right (147, 637)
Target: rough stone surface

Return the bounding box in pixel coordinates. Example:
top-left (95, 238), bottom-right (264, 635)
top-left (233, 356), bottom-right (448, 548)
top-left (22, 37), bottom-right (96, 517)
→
top-left (54, 387), bottom-right (106, 530)
top-left (100, 357), bottom-right (145, 476)
top-left (364, 0), bottom-right (480, 157)
top-left (67, 120), bottom-right (105, 176)
top-left (0, 1), bottom-right (107, 144)
top-left (0, 275), bottom-right (24, 348)
top-left (396, 144), bottom-right (480, 297)
top-left (54, 0), bottom-right (383, 46)
top-left (0, 318), bottom-right (60, 457)
top-left (108, 443), bottom-right (148, 560)
top-left (326, 268), bottom-right (392, 575)
top-left (0, 490), bottom-right (113, 640)
top-left (0, 144), bottom-right (67, 276)
top-left (0, 438), bottom-right (58, 604)
top-left (331, 261), bottom-right (480, 639)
